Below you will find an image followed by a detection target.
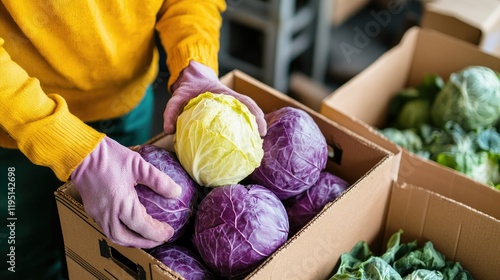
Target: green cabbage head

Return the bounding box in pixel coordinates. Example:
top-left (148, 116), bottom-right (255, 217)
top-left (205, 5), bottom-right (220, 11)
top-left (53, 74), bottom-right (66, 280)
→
top-left (431, 66), bottom-right (500, 131)
top-left (174, 92), bottom-right (264, 187)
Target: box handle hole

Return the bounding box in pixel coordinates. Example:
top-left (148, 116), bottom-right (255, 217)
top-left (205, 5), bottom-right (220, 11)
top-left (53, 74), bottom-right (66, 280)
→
top-left (328, 144), bottom-right (343, 164)
top-left (99, 239), bottom-right (146, 280)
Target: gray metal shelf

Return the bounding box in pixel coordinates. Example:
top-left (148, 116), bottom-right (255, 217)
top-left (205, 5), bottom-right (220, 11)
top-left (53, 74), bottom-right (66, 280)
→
top-left (220, 0), bottom-right (331, 93)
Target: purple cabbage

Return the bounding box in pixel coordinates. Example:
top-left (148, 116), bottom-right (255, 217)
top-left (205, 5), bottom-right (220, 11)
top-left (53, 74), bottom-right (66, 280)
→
top-left (193, 184), bottom-right (289, 279)
top-left (148, 244), bottom-right (216, 280)
top-left (284, 171), bottom-right (350, 235)
top-left (250, 107), bottom-right (328, 200)
top-left (136, 145), bottom-right (199, 242)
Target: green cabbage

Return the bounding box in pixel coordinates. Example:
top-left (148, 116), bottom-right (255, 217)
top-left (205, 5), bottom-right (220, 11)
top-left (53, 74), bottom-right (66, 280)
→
top-left (431, 66), bottom-right (500, 131)
top-left (174, 92), bottom-right (264, 187)
top-left (383, 67), bottom-right (500, 188)
top-left (379, 127), bottom-right (430, 159)
top-left (437, 150), bottom-right (499, 186)
top-left (388, 73), bottom-right (444, 130)
top-left (397, 99), bottom-right (431, 130)
top-left (426, 123), bottom-right (500, 186)
top-left (330, 230), bottom-right (473, 280)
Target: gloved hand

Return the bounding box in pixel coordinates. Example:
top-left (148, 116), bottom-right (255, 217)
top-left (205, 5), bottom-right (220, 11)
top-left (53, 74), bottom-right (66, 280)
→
top-left (71, 136), bottom-right (182, 249)
top-left (163, 60), bottom-right (267, 136)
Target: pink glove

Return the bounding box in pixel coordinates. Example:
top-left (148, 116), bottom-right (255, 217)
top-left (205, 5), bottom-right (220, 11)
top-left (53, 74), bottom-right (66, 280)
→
top-left (163, 60), bottom-right (267, 136)
top-left (71, 137), bottom-right (182, 248)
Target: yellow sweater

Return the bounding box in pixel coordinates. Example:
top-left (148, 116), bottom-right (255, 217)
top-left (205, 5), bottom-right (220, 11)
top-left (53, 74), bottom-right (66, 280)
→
top-left (0, 0), bottom-right (225, 181)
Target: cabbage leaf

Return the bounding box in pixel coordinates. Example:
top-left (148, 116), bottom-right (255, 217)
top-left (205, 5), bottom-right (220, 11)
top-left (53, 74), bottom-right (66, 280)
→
top-left (330, 230), bottom-right (473, 280)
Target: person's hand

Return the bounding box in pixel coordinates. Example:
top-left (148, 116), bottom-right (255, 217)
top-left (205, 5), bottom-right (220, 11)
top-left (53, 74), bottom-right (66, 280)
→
top-left (71, 136), bottom-right (182, 248)
top-left (163, 60), bottom-right (267, 136)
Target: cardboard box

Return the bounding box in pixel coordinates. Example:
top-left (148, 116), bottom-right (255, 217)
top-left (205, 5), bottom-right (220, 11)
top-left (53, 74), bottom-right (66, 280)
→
top-left (285, 180), bottom-right (500, 279)
top-left (331, 0), bottom-right (371, 26)
top-left (422, 0), bottom-right (500, 57)
top-left (269, 173), bottom-right (500, 279)
top-left (320, 26), bottom-right (500, 220)
top-left (55, 70), bottom-right (396, 280)
top-left (250, 179), bottom-right (500, 280)
top-left (381, 182), bottom-right (499, 280)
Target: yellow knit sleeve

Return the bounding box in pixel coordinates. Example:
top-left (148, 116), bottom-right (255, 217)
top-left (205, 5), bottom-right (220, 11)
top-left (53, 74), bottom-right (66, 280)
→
top-left (0, 38), bottom-right (105, 181)
top-left (155, 0), bottom-right (226, 91)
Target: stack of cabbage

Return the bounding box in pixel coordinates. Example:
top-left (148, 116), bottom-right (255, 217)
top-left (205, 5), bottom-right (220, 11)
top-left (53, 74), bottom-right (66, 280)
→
top-left (380, 66), bottom-right (500, 189)
top-left (135, 93), bottom-right (350, 280)
top-left (250, 106), bottom-right (350, 236)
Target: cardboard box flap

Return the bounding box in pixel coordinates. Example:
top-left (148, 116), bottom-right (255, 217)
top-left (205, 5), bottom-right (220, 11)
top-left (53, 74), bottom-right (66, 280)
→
top-left (425, 0), bottom-right (500, 31)
top-left (481, 20), bottom-right (500, 56)
top-left (423, 0), bottom-right (500, 56)
top-left (398, 151), bottom-right (500, 219)
top-left (385, 182), bottom-right (500, 280)
top-left (409, 27), bottom-right (500, 86)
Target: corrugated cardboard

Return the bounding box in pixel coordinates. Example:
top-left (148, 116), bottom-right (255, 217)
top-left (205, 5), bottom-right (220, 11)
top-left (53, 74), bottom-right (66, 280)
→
top-left (397, 151), bottom-right (500, 218)
top-left (320, 27), bottom-right (500, 219)
top-left (422, 0), bottom-right (500, 57)
top-left (381, 182), bottom-right (500, 280)
top-left (265, 178), bottom-right (500, 279)
top-left (55, 70), bottom-right (395, 280)
top-left (54, 187), bottom-right (183, 280)
top-left (331, 0), bottom-right (371, 26)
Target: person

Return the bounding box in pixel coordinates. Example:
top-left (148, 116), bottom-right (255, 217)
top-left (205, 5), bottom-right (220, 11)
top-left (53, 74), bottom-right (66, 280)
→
top-left (0, 1), bottom-right (266, 279)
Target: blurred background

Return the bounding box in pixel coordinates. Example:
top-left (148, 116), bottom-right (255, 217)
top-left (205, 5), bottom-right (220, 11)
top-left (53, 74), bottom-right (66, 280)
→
top-left (151, 0), bottom-right (425, 137)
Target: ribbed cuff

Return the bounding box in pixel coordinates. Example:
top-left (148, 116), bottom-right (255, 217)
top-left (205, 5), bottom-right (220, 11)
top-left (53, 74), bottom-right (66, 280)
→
top-left (16, 94), bottom-right (105, 181)
top-left (167, 43), bottom-right (219, 91)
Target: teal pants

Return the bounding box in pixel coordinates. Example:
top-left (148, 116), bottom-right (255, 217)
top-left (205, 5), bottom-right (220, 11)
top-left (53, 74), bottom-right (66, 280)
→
top-left (0, 88), bottom-right (154, 280)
